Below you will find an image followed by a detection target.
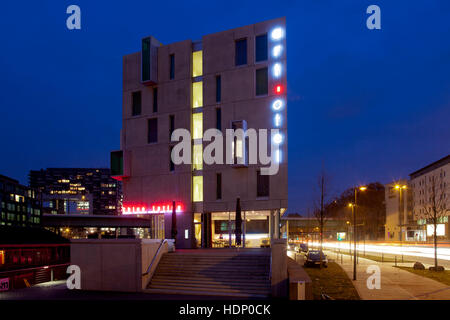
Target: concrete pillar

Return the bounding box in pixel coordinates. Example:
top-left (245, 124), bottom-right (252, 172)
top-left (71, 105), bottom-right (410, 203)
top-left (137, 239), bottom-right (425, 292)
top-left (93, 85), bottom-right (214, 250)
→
top-left (271, 239), bottom-right (288, 298)
top-left (269, 210), bottom-right (273, 243)
top-left (274, 209), bottom-right (280, 239)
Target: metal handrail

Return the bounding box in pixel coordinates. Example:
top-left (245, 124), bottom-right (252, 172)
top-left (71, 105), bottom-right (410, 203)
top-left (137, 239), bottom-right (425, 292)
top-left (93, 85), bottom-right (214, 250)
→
top-left (142, 239), bottom-right (167, 276)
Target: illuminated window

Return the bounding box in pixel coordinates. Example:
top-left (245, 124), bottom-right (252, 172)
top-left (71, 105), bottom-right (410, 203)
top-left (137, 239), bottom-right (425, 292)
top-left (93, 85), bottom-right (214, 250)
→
top-left (192, 113), bottom-right (203, 140)
top-left (192, 81), bottom-right (203, 108)
top-left (192, 51), bottom-right (203, 77)
top-left (192, 144), bottom-right (203, 171)
top-left (193, 176), bottom-right (203, 202)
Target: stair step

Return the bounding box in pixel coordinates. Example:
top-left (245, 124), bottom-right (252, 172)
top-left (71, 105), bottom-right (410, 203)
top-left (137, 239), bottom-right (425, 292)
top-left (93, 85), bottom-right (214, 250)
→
top-left (144, 287), bottom-right (269, 298)
top-left (148, 284), bottom-right (270, 295)
top-left (156, 264), bottom-right (269, 271)
top-left (153, 271), bottom-right (269, 277)
top-left (151, 277), bottom-right (270, 288)
top-left (150, 279), bottom-right (270, 290)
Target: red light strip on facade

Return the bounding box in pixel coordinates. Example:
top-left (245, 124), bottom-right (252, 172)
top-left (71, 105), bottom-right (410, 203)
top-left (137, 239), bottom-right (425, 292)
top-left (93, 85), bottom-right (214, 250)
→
top-left (121, 203), bottom-right (183, 215)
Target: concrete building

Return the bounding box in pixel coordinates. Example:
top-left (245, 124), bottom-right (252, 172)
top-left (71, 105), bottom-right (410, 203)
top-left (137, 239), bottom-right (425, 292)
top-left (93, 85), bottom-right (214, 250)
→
top-left (410, 155), bottom-right (450, 240)
top-left (29, 168), bottom-right (121, 216)
top-left (281, 215), bottom-right (350, 242)
top-left (384, 180), bottom-right (421, 241)
top-left (0, 174), bottom-right (41, 227)
top-left (111, 18), bottom-right (288, 248)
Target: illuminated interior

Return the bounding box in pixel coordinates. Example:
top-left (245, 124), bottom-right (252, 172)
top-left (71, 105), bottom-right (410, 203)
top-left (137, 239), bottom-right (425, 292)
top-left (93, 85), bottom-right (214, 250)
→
top-left (192, 51), bottom-right (203, 77)
top-left (192, 144), bottom-right (203, 170)
top-left (192, 113), bottom-right (203, 139)
top-left (192, 176), bottom-right (203, 202)
top-left (192, 81), bottom-right (203, 108)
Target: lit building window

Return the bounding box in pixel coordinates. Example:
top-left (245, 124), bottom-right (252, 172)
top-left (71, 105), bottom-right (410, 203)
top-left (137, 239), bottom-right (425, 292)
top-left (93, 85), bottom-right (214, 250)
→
top-left (193, 176), bottom-right (203, 202)
top-left (192, 113), bottom-right (203, 139)
top-left (192, 51), bottom-right (203, 77)
top-left (192, 144), bottom-right (203, 171)
top-left (192, 81), bottom-right (203, 108)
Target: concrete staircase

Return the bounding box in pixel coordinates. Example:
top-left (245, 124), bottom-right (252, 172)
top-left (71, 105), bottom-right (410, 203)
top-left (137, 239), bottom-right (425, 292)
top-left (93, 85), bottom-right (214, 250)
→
top-left (145, 250), bottom-right (271, 298)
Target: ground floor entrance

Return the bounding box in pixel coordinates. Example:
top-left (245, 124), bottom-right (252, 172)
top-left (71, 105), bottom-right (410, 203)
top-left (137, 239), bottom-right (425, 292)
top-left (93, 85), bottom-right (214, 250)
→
top-left (193, 210), bottom-right (282, 248)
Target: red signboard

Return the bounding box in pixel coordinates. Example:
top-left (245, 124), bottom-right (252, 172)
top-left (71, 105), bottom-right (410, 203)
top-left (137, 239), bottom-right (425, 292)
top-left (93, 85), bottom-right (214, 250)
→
top-left (121, 202), bottom-right (183, 215)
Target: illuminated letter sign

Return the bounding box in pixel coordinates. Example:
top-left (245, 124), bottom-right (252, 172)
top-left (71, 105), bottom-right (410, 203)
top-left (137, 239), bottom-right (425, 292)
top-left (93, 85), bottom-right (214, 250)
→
top-left (122, 202), bottom-right (183, 215)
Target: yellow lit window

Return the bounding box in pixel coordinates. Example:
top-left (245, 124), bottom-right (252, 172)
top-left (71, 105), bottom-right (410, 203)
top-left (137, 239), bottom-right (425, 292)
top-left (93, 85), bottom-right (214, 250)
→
top-left (192, 144), bottom-right (203, 171)
top-left (192, 81), bottom-right (203, 108)
top-left (192, 113), bottom-right (203, 139)
top-left (192, 51), bottom-right (203, 77)
top-left (193, 176), bottom-right (203, 202)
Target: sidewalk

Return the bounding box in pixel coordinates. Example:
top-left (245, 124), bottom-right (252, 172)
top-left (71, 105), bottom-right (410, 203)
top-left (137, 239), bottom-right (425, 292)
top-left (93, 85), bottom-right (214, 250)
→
top-left (330, 252), bottom-right (450, 300)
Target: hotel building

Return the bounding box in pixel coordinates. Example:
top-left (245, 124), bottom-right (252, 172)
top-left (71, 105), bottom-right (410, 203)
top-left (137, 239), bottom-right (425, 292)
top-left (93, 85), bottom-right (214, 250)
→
top-left (111, 18), bottom-right (288, 248)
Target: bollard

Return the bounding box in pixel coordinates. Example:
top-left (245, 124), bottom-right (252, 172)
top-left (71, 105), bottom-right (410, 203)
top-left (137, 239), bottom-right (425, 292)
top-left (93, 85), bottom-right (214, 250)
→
top-left (381, 253), bottom-right (384, 262)
top-left (395, 256), bottom-right (397, 267)
top-left (402, 254), bottom-right (404, 263)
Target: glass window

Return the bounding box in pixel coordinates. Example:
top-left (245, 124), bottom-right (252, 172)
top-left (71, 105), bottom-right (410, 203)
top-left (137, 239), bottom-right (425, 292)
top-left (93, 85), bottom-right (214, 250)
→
top-left (142, 38), bottom-right (151, 82)
top-left (235, 39), bottom-right (247, 66)
top-left (255, 34), bottom-right (268, 62)
top-left (192, 113), bottom-right (203, 140)
top-left (216, 108), bottom-right (221, 131)
top-left (169, 54), bottom-right (175, 79)
top-left (153, 87), bottom-right (158, 112)
top-left (216, 75), bottom-right (221, 102)
top-left (192, 144), bottom-right (203, 171)
top-left (148, 118), bottom-right (158, 143)
top-left (192, 51), bottom-right (203, 77)
top-left (193, 176), bottom-right (203, 202)
top-left (216, 173), bottom-right (222, 200)
top-left (257, 170), bottom-right (269, 197)
top-left (169, 115), bottom-right (175, 139)
top-left (169, 146), bottom-right (175, 172)
top-left (132, 91), bottom-right (141, 116)
top-left (192, 81), bottom-right (203, 108)
top-left (256, 67), bottom-right (268, 96)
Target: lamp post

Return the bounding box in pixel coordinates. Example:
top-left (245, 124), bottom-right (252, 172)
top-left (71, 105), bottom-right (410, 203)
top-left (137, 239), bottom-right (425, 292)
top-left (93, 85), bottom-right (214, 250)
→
top-left (349, 186), bottom-right (367, 281)
top-left (394, 184), bottom-right (407, 256)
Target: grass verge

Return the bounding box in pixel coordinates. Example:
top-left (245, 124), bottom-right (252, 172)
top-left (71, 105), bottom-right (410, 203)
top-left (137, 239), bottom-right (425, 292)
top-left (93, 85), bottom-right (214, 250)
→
top-left (303, 262), bottom-right (360, 300)
top-left (396, 267), bottom-right (450, 286)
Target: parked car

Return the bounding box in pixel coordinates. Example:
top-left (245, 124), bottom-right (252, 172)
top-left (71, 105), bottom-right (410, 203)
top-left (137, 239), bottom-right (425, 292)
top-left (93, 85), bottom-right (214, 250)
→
top-left (298, 243), bottom-right (308, 253)
top-left (304, 250), bottom-right (328, 267)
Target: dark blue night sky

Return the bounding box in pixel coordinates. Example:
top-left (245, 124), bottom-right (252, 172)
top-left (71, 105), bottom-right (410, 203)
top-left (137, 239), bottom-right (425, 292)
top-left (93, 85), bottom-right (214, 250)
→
top-left (0, 1), bottom-right (449, 213)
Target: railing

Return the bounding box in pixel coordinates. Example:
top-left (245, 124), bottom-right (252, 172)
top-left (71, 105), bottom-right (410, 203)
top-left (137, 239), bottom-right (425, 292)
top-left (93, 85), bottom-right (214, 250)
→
top-left (142, 239), bottom-right (167, 276)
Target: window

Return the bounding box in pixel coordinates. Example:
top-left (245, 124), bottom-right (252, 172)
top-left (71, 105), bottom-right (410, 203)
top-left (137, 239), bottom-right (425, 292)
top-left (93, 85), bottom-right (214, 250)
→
top-left (169, 146), bottom-right (175, 172)
top-left (148, 118), bottom-right (158, 143)
top-left (216, 173), bottom-right (222, 200)
top-left (216, 108), bottom-right (221, 131)
top-left (257, 170), bottom-right (269, 197)
top-left (169, 115), bottom-right (175, 139)
top-left (192, 144), bottom-right (203, 171)
top-left (255, 34), bottom-right (268, 62)
top-left (256, 67), bottom-right (268, 96)
top-left (142, 38), bottom-right (151, 82)
top-left (169, 54), bottom-right (175, 79)
top-left (132, 91), bottom-right (141, 116)
top-left (192, 51), bottom-right (202, 77)
top-left (192, 81), bottom-right (203, 108)
top-left (216, 75), bottom-right (221, 102)
top-left (153, 87), bottom-right (158, 112)
top-left (235, 39), bottom-right (247, 66)
top-left (192, 113), bottom-right (203, 140)
top-left (193, 176), bottom-right (203, 202)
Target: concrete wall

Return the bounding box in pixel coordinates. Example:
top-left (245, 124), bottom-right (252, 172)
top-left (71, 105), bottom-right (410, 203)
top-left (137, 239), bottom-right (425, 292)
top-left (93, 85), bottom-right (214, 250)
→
top-left (71, 239), bottom-right (164, 292)
top-left (271, 239), bottom-right (288, 297)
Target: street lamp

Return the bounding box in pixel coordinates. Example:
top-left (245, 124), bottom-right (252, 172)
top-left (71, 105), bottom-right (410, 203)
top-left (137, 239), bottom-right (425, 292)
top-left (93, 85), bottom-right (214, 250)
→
top-left (349, 186), bottom-right (367, 281)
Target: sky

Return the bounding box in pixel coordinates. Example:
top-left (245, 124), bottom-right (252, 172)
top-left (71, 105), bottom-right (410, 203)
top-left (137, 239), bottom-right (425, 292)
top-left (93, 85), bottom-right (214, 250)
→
top-left (0, 0), bottom-right (449, 214)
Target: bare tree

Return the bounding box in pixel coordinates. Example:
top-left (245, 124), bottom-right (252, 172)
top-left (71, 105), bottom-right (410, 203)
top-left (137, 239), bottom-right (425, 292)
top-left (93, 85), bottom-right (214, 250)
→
top-left (312, 169), bottom-right (333, 266)
top-left (415, 173), bottom-right (449, 270)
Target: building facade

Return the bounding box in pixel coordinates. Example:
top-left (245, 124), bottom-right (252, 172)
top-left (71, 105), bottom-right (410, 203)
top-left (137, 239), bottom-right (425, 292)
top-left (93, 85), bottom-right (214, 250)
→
top-left (0, 174), bottom-right (41, 227)
top-left (410, 155), bottom-right (450, 240)
top-left (29, 168), bottom-right (121, 216)
top-left (383, 180), bottom-right (423, 241)
top-left (112, 18), bottom-right (288, 248)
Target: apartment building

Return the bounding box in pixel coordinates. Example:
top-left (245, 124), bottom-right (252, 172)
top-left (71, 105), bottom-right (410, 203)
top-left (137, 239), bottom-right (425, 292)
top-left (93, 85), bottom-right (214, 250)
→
top-left (0, 174), bottom-right (41, 227)
top-left (410, 155), bottom-right (450, 240)
top-left (111, 18), bottom-right (288, 248)
top-left (29, 168), bottom-right (121, 216)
